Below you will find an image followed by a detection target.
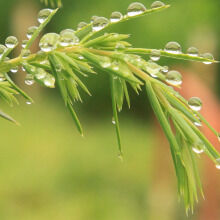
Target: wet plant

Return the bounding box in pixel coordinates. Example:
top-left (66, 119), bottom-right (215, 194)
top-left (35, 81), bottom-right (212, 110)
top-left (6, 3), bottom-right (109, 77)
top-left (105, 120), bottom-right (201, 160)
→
top-left (0, 1), bottom-right (219, 214)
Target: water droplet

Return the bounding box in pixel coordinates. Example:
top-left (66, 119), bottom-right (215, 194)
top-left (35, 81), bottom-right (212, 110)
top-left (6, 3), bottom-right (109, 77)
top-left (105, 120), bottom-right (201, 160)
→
top-left (43, 75), bottom-right (55, 88)
top-left (192, 142), bottom-right (204, 154)
top-left (26, 101), bottom-right (32, 105)
top-left (151, 1), bottom-right (165, 9)
top-left (100, 57), bottom-right (111, 68)
top-left (110, 11), bottom-right (123, 23)
top-left (112, 61), bottom-right (119, 71)
top-left (218, 133), bottom-right (220, 142)
top-left (164, 41), bottom-right (182, 54)
top-left (127, 2), bottom-right (146, 17)
top-left (21, 40), bottom-right (28, 49)
top-left (188, 97), bottom-right (202, 111)
top-left (22, 49), bottom-right (31, 58)
top-left (39, 33), bottom-right (60, 52)
top-left (112, 117), bottom-right (116, 124)
top-left (166, 70), bottom-right (182, 86)
top-left (187, 46), bottom-right (199, 57)
top-left (0, 44), bottom-right (6, 58)
top-left (216, 158), bottom-right (220, 169)
top-left (77, 21), bottom-right (87, 30)
top-left (25, 74), bottom-right (35, 86)
top-left (0, 73), bottom-right (5, 82)
top-left (35, 68), bottom-right (47, 79)
top-left (38, 8), bottom-right (53, 24)
top-left (201, 53), bottom-right (214, 64)
top-left (5, 36), bottom-right (18, 49)
top-left (146, 61), bottom-right (161, 78)
top-left (194, 121), bottom-right (202, 127)
top-left (10, 66), bottom-right (18, 73)
top-left (59, 29), bottom-right (79, 47)
top-left (150, 49), bottom-right (161, 61)
top-left (161, 66), bottom-right (168, 74)
top-left (91, 15), bottom-right (99, 23)
top-left (78, 55), bottom-right (84, 60)
top-left (92, 17), bottom-right (109, 32)
top-left (115, 42), bottom-right (125, 50)
top-left (27, 26), bottom-right (38, 39)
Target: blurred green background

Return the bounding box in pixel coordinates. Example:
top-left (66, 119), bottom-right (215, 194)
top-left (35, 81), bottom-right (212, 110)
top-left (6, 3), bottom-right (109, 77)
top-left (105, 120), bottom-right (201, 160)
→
top-left (0, 0), bottom-right (220, 219)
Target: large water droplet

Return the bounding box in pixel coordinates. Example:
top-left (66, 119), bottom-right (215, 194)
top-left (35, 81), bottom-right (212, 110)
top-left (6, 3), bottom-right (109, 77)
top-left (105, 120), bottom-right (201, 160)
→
top-left (11, 66), bottom-right (18, 73)
top-left (187, 47), bottom-right (199, 57)
top-left (77, 21), bottom-right (87, 30)
top-left (5, 36), bottom-right (18, 49)
top-left (27, 26), bottom-right (38, 39)
top-left (164, 41), bottom-right (182, 54)
top-left (110, 11), bottom-right (123, 23)
top-left (0, 44), bottom-right (6, 58)
top-left (22, 40), bottom-right (28, 49)
top-left (59, 29), bottom-right (79, 47)
top-left (39, 33), bottom-right (60, 52)
top-left (216, 158), bottom-right (220, 169)
top-left (25, 74), bottom-right (35, 86)
top-left (92, 17), bottom-right (109, 32)
top-left (35, 68), bottom-right (47, 79)
top-left (151, 1), bottom-right (165, 9)
top-left (188, 97), bottom-right (202, 111)
top-left (166, 70), bottom-right (182, 86)
top-left (38, 8), bottom-right (53, 24)
top-left (150, 49), bottom-right (161, 61)
top-left (127, 2), bottom-right (146, 17)
top-left (22, 49), bottom-right (31, 58)
top-left (192, 142), bottom-right (204, 154)
top-left (44, 75), bottom-right (55, 88)
top-left (201, 53), bottom-right (214, 64)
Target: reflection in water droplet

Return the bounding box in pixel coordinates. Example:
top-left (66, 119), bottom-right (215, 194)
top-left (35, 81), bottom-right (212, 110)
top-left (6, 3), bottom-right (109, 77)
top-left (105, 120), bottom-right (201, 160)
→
top-left (59, 29), bottom-right (79, 47)
top-left (38, 8), bottom-right (53, 24)
top-left (101, 57), bottom-right (111, 68)
top-left (44, 75), bottom-right (55, 88)
top-left (77, 22), bottom-right (87, 30)
top-left (166, 70), bottom-right (182, 86)
top-left (112, 117), bottom-right (116, 124)
top-left (188, 97), bottom-right (202, 111)
top-left (5, 36), bottom-right (18, 49)
top-left (39, 33), bottom-right (60, 52)
top-left (201, 53), bottom-right (214, 64)
top-left (187, 47), bottom-right (198, 57)
top-left (22, 40), bottom-right (28, 49)
top-left (27, 26), bottom-right (38, 39)
top-left (192, 142), bottom-right (204, 154)
top-left (25, 74), bottom-right (35, 86)
top-left (127, 2), bottom-right (146, 17)
top-left (11, 66), bottom-right (18, 73)
top-left (161, 66), bottom-right (168, 74)
top-left (26, 101), bottom-right (32, 105)
top-left (92, 17), bottom-right (109, 32)
top-left (150, 49), bottom-right (161, 61)
top-left (35, 68), bottom-right (47, 79)
top-left (164, 41), bottom-right (182, 54)
top-left (0, 44), bottom-right (6, 58)
top-left (22, 49), bottom-right (31, 58)
top-left (110, 11), bottom-right (123, 23)
top-left (151, 1), bottom-right (165, 9)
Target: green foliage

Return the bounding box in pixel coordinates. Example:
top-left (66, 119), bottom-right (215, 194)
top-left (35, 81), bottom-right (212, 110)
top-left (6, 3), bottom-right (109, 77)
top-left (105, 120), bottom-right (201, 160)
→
top-left (0, 2), bottom-right (219, 213)
top-left (40, 0), bottom-right (62, 8)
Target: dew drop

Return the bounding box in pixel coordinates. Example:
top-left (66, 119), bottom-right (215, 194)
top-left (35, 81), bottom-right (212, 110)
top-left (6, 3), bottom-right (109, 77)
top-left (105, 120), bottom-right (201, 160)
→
top-left (0, 44), bottom-right (6, 58)
top-left (25, 74), bottom-right (35, 86)
top-left (92, 17), bottom-right (109, 32)
top-left (26, 101), bottom-right (32, 105)
top-left (10, 66), bottom-right (18, 73)
top-left (161, 65), bottom-right (168, 74)
top-left (0, 73), bottom-right (5, 82)
top-left (218, 133), bottom-right (220, 142)
top-left (127, 2), bottom-right (146, 17)
top-left (164, 41), bottom-right (182, 54)
top-left (201, 53), bottom-right (214, 65)
top-left (112, 61), bottom-right (119, 71)
top-left (151, 1), bottom-right (165, 9)
top-left (38, 8), bottom-right (53, 24)
top-left (188, 97), bottom-right (202, 111)
top-left (35, 68), bottom-right (47, 79)
top-left (22, 49), bottom-right (31, 58)
top-left (5, 36), bottom-right (18, 49)
top-left (77, 21), bottom-right (87, 30)
top-left (59, 29), bottom-right (79, 47)
top-left (112, 117), bottom-right (116, 124)
top-left (192, 142), bottom-right (204, 154)
top-left (110, 11), bottom-right (123, 23)
top-left (39, 33), bottom-right (60, 52)
top-left (150, 49), bottom-right (161, 61)
top-left (194, 121), bottom-right (202, 127)
top-left (91, 15), bottom-right (99, 23)
top-left (187, 46), bottom-right (199, 57)
top-left (22, 40), bottom-right (28, 49)
top-left (43, 75), bottom-right (55, 88)
top-left (27, 26), bottom-right (38, 39)
top-left (166, 70), bottom-right (182, 86)
top-left (216, 158), bottom-right (220, 169)
top-left (146, 61), bottom-right (161, 78)
top-left (100, 57), bottom-right (111, 68)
